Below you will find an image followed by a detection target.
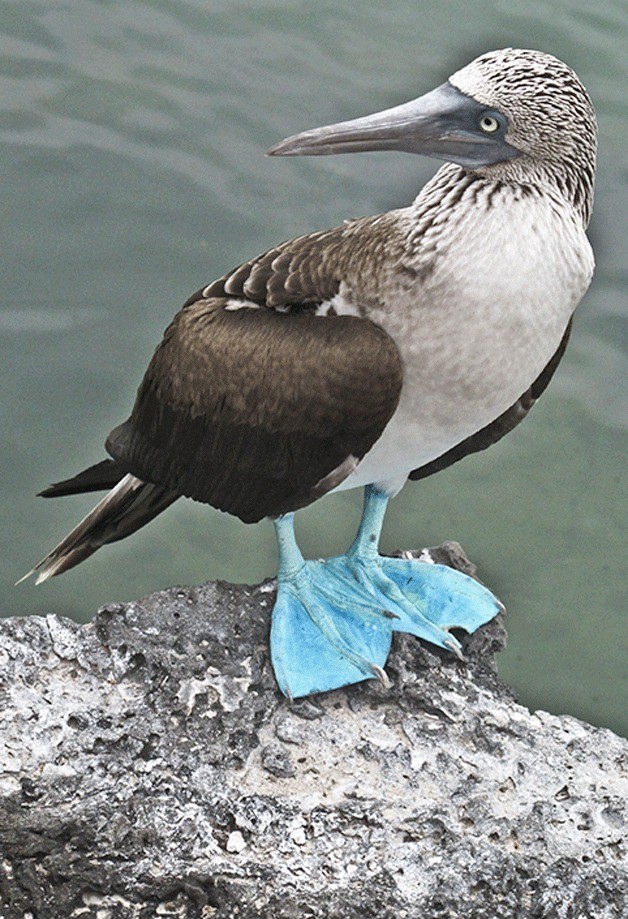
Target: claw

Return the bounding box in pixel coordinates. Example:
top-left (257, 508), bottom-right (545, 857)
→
top-left (369, 663), bottom-right (392, 688)
top-left (444, 637), bottom-right (465, 661)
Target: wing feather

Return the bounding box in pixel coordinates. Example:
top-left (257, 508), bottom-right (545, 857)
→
top-left (191, 215), bottom-right (402, 313)
top-left (107, 298), bottom-right (403, 522)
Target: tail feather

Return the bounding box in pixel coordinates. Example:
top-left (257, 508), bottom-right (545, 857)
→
top-left (20, 474), bottom-right (178, 584)
top-left (38, 458), bottom-right (126, 498)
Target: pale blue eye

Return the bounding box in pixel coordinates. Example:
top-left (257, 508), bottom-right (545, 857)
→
top-left (479, 114), bottom-right (500, 133)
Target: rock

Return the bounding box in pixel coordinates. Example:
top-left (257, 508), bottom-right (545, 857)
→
top-left (0, 543), bottom-right (625, 918)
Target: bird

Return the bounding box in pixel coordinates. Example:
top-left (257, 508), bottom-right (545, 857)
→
top-left (22, 48), bottom-right (596, 700)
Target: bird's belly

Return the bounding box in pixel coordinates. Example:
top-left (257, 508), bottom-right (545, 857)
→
top-left (341, 346), bottom-right (549, 492)
top-left (339, 310), bottom-right (565, 493)
top-left (335, 208), bottom-right (592, 493)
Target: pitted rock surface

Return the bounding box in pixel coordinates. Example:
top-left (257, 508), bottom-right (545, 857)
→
top-left (0, 544), bottom-right (625, 918)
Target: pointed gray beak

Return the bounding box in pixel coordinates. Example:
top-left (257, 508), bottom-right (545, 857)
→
top-left (267, 82), bottom-right (519, 169)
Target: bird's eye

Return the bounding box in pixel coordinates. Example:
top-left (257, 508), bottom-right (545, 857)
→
top-left (479, 114), bottom-right (501, 134)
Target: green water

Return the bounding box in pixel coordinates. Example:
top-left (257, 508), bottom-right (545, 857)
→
top-left (1, 0), bottom-right (625, 734)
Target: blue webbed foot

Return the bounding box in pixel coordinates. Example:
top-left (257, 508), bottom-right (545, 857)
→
top-left (344, 554), bottom-right (502, 658)
top-left (270, 551), bottom-right (501, 699)
top-left (269, 493), bottom-right (502, 700)
top-left (271, 560), bottom-right (393, 699)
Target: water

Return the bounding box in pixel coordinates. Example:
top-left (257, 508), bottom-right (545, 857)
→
top-left (1, 0), bottom-right (625, 734)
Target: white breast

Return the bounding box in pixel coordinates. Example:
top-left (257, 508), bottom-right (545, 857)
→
top-left (335, 185), bottom-right (594, 494)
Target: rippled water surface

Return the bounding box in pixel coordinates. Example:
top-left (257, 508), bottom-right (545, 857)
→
top-left (1, 0), bottom-right (626, 733)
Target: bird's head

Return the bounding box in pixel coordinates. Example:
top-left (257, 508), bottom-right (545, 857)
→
top-left (268, 48), bottom-right (596, 215)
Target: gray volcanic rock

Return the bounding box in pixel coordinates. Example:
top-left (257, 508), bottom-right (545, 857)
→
top-left (0, 543), bottom-right (625, 918)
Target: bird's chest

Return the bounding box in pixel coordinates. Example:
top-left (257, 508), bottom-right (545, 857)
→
top-left (339, 193), bottom-right (594, 487)
top-left (399, 198), bottom-right (590, 385)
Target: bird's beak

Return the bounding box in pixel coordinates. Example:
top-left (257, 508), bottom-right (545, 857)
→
top-left (267, 81), bottom-right (519, 169)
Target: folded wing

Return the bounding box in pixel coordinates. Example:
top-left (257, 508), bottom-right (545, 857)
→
top-left (107, 299), bottom-right (403, 522)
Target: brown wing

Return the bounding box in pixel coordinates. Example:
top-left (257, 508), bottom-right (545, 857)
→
top-left (106, 298), bottom-right (403, 523)
top-left (409, 319), bottom-right (572, 481)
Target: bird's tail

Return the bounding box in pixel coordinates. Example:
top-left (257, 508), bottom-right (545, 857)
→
top-left (37, 458), bottom-right (126, 498)
top-left (20, 465), bottom-right (178, 584)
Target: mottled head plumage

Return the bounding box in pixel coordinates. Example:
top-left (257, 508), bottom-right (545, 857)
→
top-left (449, 49), bottom-right (597, 222)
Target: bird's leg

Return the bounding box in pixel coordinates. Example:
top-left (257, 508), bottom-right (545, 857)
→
top-left (270, 513), bottom-right (393, 699)
top-left (342, 485), bottom-right (502, 658)
top-left (346, 484), bottom-right (389, 559)
top-left (274, 511), bottom-right (307, 580)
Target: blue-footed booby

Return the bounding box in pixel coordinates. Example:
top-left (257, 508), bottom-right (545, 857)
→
top-left (24, 49), bottom-right (596, 699)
